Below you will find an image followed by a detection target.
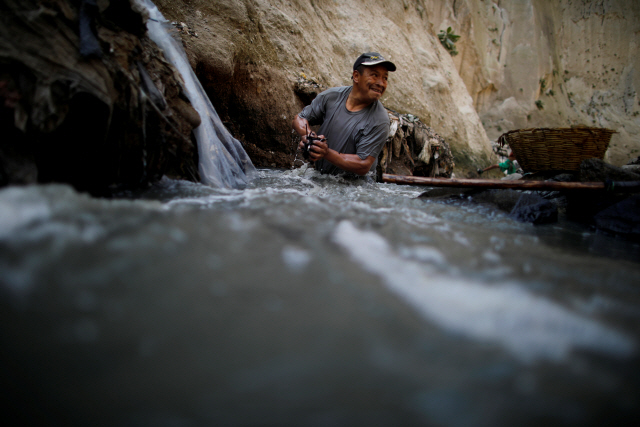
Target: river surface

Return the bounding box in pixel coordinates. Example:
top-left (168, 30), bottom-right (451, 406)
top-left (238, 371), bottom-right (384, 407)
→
top-left (1, 168), bottom-right (640, 426)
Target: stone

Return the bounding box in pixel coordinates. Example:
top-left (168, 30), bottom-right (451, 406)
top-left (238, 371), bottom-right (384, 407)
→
top-left (580, 159), bottom-right (640, 183)
top-left (594, 195), bottom-right (640, 239)
top-left (621, 165), bottom-right (640, 175)
top-left (443, 0), bottom-right (640, 168)
top-left (509, 193), bottom-right (558, 224)
top-left (471, 189), bottom-right (523, 212)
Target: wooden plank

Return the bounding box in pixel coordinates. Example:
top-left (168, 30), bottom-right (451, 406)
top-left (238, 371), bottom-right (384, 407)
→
top-left (382, 174), bottom-right (640, 191)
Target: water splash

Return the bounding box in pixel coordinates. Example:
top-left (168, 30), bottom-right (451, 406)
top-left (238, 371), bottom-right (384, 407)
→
top-left (332, 220), bottom-right (635, 363)
top-left (136, 0), bottom-right (256, 189)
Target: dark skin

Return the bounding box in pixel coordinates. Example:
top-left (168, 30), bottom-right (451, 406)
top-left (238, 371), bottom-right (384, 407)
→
top-left (292, 64), bottom-right (389, 176)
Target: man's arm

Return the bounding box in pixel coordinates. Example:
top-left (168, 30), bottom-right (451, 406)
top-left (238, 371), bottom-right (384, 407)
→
top-left (290, 113), bottom-right (319, 153)
top-left (322, 147), bottom-right (375, 176)
top-left (305, 140), bottom-right (375, 176)
top-left (293, 111), bottom-right (375, 176)
top-left (292, 114), bottom-right (310, 139)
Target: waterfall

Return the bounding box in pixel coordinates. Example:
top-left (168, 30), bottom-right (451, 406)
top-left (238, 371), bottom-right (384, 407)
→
top-left (136, 0), bottom-right (256, 189)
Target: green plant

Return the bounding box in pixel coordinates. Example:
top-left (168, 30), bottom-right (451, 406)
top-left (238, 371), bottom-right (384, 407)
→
top-left (539, 78), bottom-right (546, 90)
top-left (438, 27), bottom-right (461, 56)
top-left (535, 100), bottom-right (544, 110)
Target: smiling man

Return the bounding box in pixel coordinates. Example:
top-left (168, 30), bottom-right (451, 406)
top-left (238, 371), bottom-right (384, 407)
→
top-left (292, 52), bottom-right (396, 176)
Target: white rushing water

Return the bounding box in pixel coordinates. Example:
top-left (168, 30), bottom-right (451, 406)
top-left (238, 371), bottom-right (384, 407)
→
top-left (2, 170), bottom-right (640, 425)
top-left (136, 0), bottom-right (256, 189)
top-left (332, 220), bottom-right (634, 363)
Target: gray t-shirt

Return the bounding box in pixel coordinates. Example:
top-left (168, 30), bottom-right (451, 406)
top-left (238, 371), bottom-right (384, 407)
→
top-left (298, 86), bottom-right (390, 175)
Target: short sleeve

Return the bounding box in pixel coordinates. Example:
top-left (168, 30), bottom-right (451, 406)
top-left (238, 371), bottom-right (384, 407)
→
top-left (356, 121), bottom-right (390, 159)
top-left (298, 93), bottom-right (327, 126)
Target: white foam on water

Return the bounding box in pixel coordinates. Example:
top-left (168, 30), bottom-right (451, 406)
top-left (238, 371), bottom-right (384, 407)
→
top-left (0, 186), bottom-right (55, 238)
top-left (164, 193), bottom-right (247, 208)
top-left (399, 245), bottom-right (447, 266)
top-left (332, 220), bottom-right (635, 363)
top-left (282, 245), bottom-right (311, 273)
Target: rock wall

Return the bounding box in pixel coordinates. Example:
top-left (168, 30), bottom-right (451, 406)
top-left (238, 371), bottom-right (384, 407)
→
top-left (432, 0), bottom-right (640, 166)
top-left (0, 0), bottom-right (201, 194)
top-left (153, 0), bottom-right (495, 174)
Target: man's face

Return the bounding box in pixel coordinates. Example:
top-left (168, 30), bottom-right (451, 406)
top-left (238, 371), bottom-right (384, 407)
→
top-left (354, 65), bottom-right (389, 102)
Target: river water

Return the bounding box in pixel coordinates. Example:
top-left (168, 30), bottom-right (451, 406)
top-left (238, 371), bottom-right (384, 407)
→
top-left (1, 169), bottom-right (639, 426)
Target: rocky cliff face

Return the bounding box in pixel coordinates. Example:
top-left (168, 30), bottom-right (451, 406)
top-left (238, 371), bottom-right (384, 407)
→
top-left (154, 0), bottom-right (494, 174)
top-left (433, 0), bottom-right (640, 166)
top-left (156, 0), bottom-right (639, 173)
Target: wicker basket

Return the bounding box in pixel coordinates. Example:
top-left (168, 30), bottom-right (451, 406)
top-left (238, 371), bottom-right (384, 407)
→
top-left (499, 127), bottom-right (616, 172)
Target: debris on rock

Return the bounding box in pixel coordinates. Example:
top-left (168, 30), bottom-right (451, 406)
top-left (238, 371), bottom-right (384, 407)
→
top-left (171, 21), bottom-right (198, 37)
top-left (377, 110), bottom-right (454, 178)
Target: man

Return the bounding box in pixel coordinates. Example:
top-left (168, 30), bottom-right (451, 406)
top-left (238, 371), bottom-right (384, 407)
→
top-left (292, 52), bottom-right (396, 176)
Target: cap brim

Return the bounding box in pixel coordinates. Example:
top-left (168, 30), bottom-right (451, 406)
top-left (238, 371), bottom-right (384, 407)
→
top-left (360, 59), bottom-right (396, 72)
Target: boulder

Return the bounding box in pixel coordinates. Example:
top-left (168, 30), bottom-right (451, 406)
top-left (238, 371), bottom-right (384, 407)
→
top-left (563, 159), bottom-right (640, 225)
top-left (594, 195), bottom-right (640, 239)
top-left (579, 159), bottom-right (640, 183)
top-left (509, 193), bottom-right (558, 224)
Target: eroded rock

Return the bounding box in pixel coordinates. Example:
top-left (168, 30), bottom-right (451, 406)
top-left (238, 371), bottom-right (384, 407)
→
top-left (0, 0), bottom-right (201, 194)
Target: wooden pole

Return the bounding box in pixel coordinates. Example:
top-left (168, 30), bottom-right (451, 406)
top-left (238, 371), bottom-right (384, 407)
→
top-left (382, 174), bottom-right (640, 192)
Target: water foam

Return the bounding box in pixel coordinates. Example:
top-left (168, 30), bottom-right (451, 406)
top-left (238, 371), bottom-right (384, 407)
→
top-left (332, 220), bottom-right (635, 363)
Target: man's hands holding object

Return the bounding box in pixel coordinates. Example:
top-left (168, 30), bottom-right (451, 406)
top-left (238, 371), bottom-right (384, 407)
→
top-left (300, 126), bottom-right (327, 162)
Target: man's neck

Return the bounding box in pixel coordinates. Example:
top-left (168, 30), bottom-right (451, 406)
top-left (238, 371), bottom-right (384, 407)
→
top-left (345, 87), bottom-right (374, 112)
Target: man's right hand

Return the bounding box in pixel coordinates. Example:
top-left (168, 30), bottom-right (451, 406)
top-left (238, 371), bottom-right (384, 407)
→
top-left (307, 137), bottom-right (327, 162)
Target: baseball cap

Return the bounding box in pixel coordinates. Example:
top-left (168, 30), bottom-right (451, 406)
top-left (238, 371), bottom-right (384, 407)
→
top-left (353, 52), bottom-right (396, 72)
